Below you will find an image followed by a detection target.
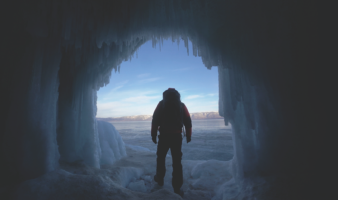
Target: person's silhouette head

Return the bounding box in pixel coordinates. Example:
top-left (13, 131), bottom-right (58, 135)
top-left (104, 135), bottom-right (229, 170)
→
top-left (163, 88), bottom-right (181, 102)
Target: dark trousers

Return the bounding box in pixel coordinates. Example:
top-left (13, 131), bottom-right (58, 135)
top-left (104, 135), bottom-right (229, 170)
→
top-left (156, 133), bottom-right (183, 190)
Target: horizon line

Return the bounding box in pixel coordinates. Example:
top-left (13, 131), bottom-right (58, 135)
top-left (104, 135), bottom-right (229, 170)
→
top-left (96, 111), bottom-right (221, 119)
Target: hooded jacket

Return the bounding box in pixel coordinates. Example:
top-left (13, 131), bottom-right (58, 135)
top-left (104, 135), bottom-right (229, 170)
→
top-left (151, 100), bottom-right (192, 138)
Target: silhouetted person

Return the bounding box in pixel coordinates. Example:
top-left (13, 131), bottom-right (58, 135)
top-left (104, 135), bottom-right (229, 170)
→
top-left (151, 88), bottom-right (192, 196)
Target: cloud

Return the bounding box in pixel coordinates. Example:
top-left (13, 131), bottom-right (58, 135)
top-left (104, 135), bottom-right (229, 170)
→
top-left (116, 80), bottom-right (129, 86)
top-left (171, 67), bottom-right (191, 72)
top-left (124, 95), bottom-right (161, 104)
top-left (111, 85), bottom-right (123, 91)
top-left (109, 80), bottom-right (129, 92)
top-left (137, 73), bottom-right (150, 78)
top-left (97, 97), bottom-right (160, 118)
top-left (207, 93), bottom-right (218, 97)
top-left (97, 88), bottom-right (163, 117)
top-left (139, 77), bottom-right (161, 84)
top-left (99, 89), bottom-right (159, 102)
top-left (185, 95), bottom-right (204, 100)
top-left (183, 100), bottom-right (218, 113)
top-left (177, 89), bottom-right (187, 93)
top-left (97, 90), bottom-right (219, 117)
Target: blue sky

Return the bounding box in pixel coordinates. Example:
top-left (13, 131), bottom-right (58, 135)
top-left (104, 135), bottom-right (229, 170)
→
top-left (97, 39), bottom-right (219, 118)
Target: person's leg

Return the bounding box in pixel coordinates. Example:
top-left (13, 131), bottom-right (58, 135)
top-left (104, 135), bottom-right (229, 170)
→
top-left (170, 134), bottom-right (183, 192)
top-left (156, 135), bottom-right (170, 184)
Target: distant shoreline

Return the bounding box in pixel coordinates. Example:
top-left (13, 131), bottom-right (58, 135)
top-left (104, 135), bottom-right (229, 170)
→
top-left (97, 112), bottom-right (223, 122)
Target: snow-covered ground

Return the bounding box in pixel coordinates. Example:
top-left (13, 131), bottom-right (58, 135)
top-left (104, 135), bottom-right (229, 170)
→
top-left (110, 147), bottom-right (234, 199)
top-left (16, 146), bottom-right (236, 200)
top-left (14, 121), bottom-right (237, 200)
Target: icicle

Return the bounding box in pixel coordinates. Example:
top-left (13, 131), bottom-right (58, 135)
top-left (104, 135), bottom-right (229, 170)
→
top-left (177, 37), bottom-right (180, 50)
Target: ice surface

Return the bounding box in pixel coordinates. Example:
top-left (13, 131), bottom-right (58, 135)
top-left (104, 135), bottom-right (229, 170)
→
top-left (190, 160), bottom-right (232, 190)
top-left (127, 180), bottom-right (147, 193)
top-left (14, 168), bottom-right (182, 200)
top-left (125, 144), bottom-right (155, 153)
top-left (117, 147), bottom-right (235, 200)
top-left (15, 146), bottom-right (234, 200)
top-left (112, 119), bottom-right (232, 161)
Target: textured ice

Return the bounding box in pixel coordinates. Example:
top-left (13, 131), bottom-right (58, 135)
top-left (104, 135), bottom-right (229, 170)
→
top-left (114, 119), bottom-right (232, 161)
top-left (15, 146), bottom-right (235, 200)
top-left (15, 168), bottom-right (182, 200)
top-left (127, 180), bottom-right (147, 193)
top-left (57, 87), bottom-right (101, 168)
top-left (125, 144), bottom-right (155, 153)
top-left (97, 120), bottom-right (126, 165)
top-left (191, 160), bottom-right (232, 191)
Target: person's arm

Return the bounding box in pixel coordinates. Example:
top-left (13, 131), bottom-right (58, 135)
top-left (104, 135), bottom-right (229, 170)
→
top-left (182, 103), bottom-right (192, 142)
top-left (151, 101), bottom-right (162, 143)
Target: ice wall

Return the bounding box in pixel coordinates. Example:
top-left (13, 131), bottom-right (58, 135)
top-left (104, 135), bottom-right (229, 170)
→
top-left (1, 36), bottom-right (62, 186)
top-left (1, 0), bottom-right (319, 199)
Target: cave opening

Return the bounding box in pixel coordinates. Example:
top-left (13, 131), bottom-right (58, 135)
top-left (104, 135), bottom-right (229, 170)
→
top-left (1, 0), bottom-right (320, 199)
top-left (95, 37), bottom-right (234, 163)
top-left (87, 38), bottom-right (235, 195)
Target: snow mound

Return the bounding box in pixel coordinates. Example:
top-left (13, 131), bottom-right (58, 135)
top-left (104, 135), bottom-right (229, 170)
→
top-left (127, 180), bottom-right (147, 192)
top-left (190, 160), bottom-right (232, 191)
top-left (15, 169), bottom-right (182, 200)
top-left (97, 120), bottom-right (127, 165)
top-left (115, 167), bottom-right (144, 187)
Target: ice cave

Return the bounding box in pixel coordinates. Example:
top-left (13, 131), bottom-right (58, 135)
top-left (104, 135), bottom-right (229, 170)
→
top-left (1, 0), bottom-right (320, 199)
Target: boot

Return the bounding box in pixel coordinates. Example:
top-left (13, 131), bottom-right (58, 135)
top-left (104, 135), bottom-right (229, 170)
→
top-left (154, 175), bottom-right (164, 186)
top-left (174, 188), bottom-right (184, 197)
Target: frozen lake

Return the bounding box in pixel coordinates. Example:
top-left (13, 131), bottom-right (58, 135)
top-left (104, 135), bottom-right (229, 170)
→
top-left (109, 119), bottom-right (234, 161)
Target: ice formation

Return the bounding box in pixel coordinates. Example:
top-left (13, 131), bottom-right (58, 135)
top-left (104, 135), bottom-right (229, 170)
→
top-left (97, 120), bottom-right (126, 165)
top-left (1, 0), bottom-right (319, 199)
